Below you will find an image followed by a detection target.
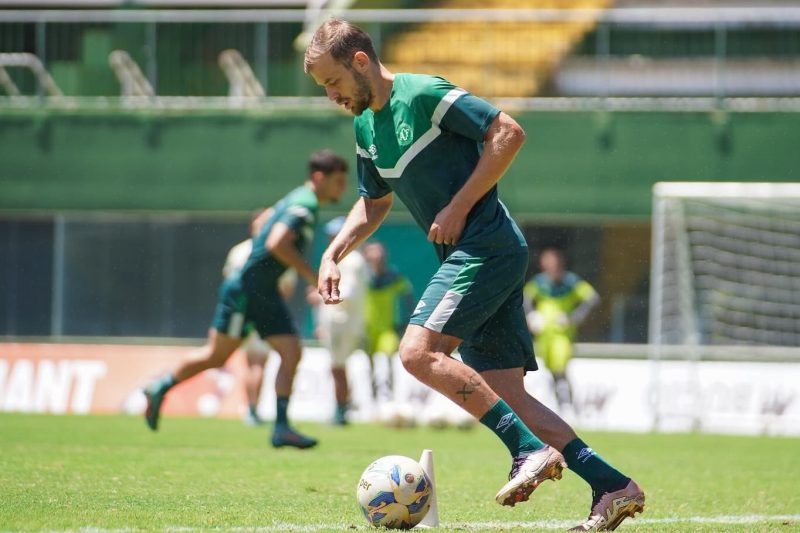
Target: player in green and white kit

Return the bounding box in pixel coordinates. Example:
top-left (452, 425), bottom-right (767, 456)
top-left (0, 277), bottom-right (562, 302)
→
top-left (304, 19), bottom-right (644, 530)
top-left (142, 150), bottom-right (348, 449)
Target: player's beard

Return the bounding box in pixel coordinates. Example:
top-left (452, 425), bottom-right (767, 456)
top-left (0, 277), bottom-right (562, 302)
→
top-left (348, 69), bottom-right (373, 116)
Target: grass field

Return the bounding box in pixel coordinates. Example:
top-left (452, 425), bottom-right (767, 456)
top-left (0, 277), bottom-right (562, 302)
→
top-left (1, 413), bottom-right (798, 532)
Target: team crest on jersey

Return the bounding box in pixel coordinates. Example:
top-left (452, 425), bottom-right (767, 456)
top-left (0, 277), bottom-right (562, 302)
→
top-left (368, 144), bottom-right (378, 159)
top-left (397, 123), bottom-right (413, 146)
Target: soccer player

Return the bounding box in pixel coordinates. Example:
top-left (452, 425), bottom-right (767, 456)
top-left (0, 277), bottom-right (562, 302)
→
top-left (222, 208), bottom-right (300, 426)
top-left (142, 149), bottom-right (348, 449)
top-left (303, 19), bottom-right (644, 530)
top-left (308, 216), bottom-right (369, 425)
top-left (524, 247), bottom-right (600, 414)
top-left (362, 241), bottom-right (414, 402)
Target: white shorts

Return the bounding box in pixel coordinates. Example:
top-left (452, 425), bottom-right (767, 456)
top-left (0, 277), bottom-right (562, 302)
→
top-left (325, 329), bottom-right (362, 367)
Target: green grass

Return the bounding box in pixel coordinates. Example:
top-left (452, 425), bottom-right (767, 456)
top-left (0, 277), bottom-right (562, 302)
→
top-left (0, 413), bottom-right (798, 532)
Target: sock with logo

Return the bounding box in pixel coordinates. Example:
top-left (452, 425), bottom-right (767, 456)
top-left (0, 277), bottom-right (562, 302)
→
top-left (563, 437), bottom-right (630, 494)
top-left (248, 404), bottom-right (259, 420)
top-left (275, 396), bottom-right (290, 431)
top-left (146, 373), bottom-right (176, 396)
top-left (479, 399), bottom-right (545, 456)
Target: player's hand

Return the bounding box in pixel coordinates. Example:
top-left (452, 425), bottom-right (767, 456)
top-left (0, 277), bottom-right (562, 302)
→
top-left (305, 285), bottom-right (322, 306)
top-left (428, 203), bottom-right (466, 246)
top-left (526, 311), bottom-right (545, 334)
top-left (318, 257), bottom-right (342, 304)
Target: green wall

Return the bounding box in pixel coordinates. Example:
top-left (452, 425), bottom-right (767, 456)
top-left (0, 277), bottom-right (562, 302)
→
top-left (1, 108), bottom-right (798, 219)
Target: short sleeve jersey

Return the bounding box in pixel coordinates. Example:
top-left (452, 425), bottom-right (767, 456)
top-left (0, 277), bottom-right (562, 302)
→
top-left (240, 185), bottom-right (318, 291)
top-left (354, 74), bottom-right (527, 262)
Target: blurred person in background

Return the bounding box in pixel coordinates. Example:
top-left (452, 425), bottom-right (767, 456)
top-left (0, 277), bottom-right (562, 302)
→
top-left (142, 150), bottom-right (348, 449)
top-left (307, 216), bottom-right (369, 425)
top-left (304, 19), bottom-right (644, 530)
top-left (362, 240), bottom-right (414, 403)
top-left (222, 208), bottom-right (299, 427)
top-left (524, 247), bottom-right (599, 416)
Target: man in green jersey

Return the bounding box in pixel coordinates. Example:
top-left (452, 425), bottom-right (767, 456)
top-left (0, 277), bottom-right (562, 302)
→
top-left (304, 19), bottom-right (644, 530)
top-left (525, 247), bottom-right (600, 413)
top-left (142, 150), bottom-right (348, 450)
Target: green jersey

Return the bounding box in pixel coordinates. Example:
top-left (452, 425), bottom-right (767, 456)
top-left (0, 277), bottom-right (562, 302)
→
top-left (354, 74), bottom-right (527, 262)
top-left (240, 185), bottom-right (318, 291)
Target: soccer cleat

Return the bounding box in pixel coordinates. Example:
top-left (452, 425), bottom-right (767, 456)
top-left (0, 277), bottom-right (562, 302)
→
top-left (494, 445), bottom-right (567, 506)
top-left (569, 480), bottom-right (646, 531)
top-left (333, 409), bottom-right (349, 426)
top-left (270, 428), bottom-right (318, 449)
top-left (143, 389), bottom-right (164, 432)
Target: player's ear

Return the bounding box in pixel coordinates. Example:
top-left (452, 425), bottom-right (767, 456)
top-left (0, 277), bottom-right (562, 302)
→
top-left (353, 51), bottom-right (370, 72)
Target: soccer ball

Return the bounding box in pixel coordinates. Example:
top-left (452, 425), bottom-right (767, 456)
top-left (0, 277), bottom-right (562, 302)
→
top-left (356, 455), bottom-right (432, 529)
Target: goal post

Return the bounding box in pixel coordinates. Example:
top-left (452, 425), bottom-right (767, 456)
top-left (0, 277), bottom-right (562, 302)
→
top-left (648, 182), bottom-right (800, 431)
top-left (649, 181), bottom-right (800, 348)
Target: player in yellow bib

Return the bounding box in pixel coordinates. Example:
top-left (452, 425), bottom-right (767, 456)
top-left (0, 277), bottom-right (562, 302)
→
top-left (363, 241), bottom-right (414, 401)
top-left (524, 248), bottom-right (599, 412)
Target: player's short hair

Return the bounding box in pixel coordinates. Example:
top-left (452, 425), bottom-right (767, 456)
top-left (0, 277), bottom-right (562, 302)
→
top-left (304, 18), bottom-right (379, 72)
top-left (309, 149), bottom-right (348, 175)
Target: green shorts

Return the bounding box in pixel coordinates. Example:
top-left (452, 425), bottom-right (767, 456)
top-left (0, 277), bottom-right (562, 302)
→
top-left (211, 277), bottom-right (296, 339)
top-left (409, 249), bottom-right (536, 373)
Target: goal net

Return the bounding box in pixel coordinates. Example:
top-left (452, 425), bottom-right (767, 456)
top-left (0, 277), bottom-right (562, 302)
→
top-left (649, 182), bottom-right (800, 349)
top-left (647, 182), bottom-right (800, 432)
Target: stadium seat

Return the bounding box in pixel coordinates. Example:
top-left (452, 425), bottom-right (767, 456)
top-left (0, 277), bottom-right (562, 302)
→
top-left (383, 0), bottom-right (612, 97)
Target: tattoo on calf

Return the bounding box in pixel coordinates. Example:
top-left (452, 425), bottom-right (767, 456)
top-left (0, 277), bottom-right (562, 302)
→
top-left (456, 373), bottom-right (482, 403)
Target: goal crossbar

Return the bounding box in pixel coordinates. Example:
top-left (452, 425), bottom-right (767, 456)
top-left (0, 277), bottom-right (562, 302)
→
top-left (654, 181), bottom-right (800, 199)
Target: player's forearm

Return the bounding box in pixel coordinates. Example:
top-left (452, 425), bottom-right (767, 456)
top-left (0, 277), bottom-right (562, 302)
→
top-left (449, 113), bottom-right (525, 216)
top-left (569, 294), bottom-right (600, 326)
top-left (323, 196), bottom-right (392, 264)
top-left (270, 244), bottom-right (316, 285)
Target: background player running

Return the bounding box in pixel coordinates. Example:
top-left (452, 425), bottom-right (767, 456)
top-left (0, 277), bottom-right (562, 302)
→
top-left (143, 150), bottom-right (348, 449)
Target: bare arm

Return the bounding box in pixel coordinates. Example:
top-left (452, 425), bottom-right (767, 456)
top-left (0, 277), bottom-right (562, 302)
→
top-left (428, 112), bottom-right (526, 245)
top-left (570, 293), bottom-right (600, 326)
top-left (265, 222), bottom-right (316, 286)
top-left (251, 207), bottom-right (273, 236)
top-left (319, 193), bottom-right (393, 303)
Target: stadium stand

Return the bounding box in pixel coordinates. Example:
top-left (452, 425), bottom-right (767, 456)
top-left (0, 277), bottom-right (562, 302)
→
top-left (218, 49), bottom-right (265, 98)
top-left (383, 0), bottom-right (613, 97)
top-left (109, 50), bottom-right (154, 97)
top-left (0, 53), bottom-right (62, 96)
top-left (558, 0), bottom-right (800, 96)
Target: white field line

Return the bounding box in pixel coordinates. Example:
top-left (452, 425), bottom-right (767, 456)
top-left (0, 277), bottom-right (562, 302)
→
top-left (20, 514), bottom-right (799, 532)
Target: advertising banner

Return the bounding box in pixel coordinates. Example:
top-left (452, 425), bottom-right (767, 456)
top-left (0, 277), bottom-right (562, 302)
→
top-left (2, 342), bottom-right (799, 435)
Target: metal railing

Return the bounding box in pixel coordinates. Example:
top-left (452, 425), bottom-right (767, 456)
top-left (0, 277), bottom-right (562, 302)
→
top-left (0, 7), bottom-right (799, 108)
